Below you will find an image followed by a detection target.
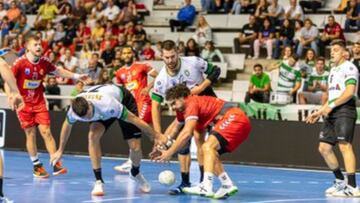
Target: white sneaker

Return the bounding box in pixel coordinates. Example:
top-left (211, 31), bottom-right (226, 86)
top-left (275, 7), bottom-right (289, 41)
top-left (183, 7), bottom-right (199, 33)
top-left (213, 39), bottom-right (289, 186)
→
top-left (131, 173), bottom-right (151, 193)
top-left (0, 197), bottom-right (13, 203)
top-left (214, 185), bottom-right (238, 199)
top-left (331, 185), bottom-right (360, 197)
top-left (266, 56), bottom-right (272, 60)
top-left (91, 180), bottom-right (105, 196)
top-left (325, 179), bottom-right (346, 195)
top-left (114, 159), bottom-right (132, 174)
top-left (183, 184), bottom-right (214, 198)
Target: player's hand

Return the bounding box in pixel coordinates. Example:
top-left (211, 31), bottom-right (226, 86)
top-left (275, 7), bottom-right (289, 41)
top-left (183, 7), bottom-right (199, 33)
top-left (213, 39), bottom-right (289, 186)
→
top-left (140, 87), bottom-right (150, 96)
top-left (323, 106), bottom-right (332, 117)
top-left (153, 149), bottom-right (172, 162)
top-left (305, 111), bottom-right (321, 124)
top-left (190, 86), bottom-right (203, 95)
top-left (50, 150), bottom-right (63, 166)
top-left (7, 92), bottom-right (23, 111)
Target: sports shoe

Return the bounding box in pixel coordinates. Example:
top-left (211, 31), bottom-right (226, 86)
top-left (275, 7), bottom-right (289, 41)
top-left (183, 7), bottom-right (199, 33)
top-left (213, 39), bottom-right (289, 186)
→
top-left (53, 161), bottom-right (68, 176)
top-left (0, 197), bottom-right (13, 203)
top-left (131, 173), bottom-right (151, 193)
top-left (183, 184), bottom-right (214, 198)
top-left (214, 185), bottom-right (238, 199)
top-left (33, 164), bottom-right (49, 178)
top-left (114, 159), bottom-right (132, 174)
top-left (325, 179), bottom-right (346, 195)
top-left (91, 180), bottom-right (105, 196)
top-left (331, 185), bottom-right (360, 197)
top-left (168, 182), bottom-right (191, 195)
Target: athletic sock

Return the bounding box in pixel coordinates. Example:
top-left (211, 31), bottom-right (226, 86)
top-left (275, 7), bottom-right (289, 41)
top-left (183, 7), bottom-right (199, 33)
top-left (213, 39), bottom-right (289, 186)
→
top-left (199, 165), bottom-right (204, 182)
top-left (218, 172), bottom-right (233, 186)
top-left (181, 172), bottom-right (190, 185)
top-left (347, 173), bottom-right (356, 188)
top-left (130, 165), bottom-right (140, 177)
top-left (93, 168), bottom-right (104, 183)
top-left (203, 172), bottom-right (214, 192)
top-left (30, 155), bottom-right (41, 166)
top-left (0, 178), bottom-right (3, 197)
top-left (333, 168), bottom-right (344, 180)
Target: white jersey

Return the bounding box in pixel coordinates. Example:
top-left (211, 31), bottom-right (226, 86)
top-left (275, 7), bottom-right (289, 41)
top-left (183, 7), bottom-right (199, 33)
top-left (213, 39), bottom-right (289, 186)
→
top-left (152, 56), bottom-right (211, 102)
top-left (66, 84), bottom-right (128, 124)
top-left (328, 60), bottom-right (359, 103)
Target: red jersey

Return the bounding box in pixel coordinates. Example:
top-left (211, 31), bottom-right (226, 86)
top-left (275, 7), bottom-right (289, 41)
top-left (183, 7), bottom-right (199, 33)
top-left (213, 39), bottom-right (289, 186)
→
top-left (115, 62), bottom-right (152, 102)
top-left (324, 22), bottom-right (345, 41)
top-left (12, 56), bottom-right (57, 105)
top-left (176, 96), bottom-right (225, 131)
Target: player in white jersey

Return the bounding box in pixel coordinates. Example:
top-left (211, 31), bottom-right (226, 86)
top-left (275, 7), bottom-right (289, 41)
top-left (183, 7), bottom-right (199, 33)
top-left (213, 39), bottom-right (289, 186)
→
top-left (306, 40), bottom-right (360, 197)
top-left (151, 40), bottom-right (221, 195)
top-left (50, 84), bottom-right (165, 196)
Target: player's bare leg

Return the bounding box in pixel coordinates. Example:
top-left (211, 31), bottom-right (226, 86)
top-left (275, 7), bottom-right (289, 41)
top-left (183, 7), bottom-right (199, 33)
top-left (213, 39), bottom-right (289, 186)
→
top-left (88, 122), bottom-right (105, 196)
top-left (194, 130), bottom-right (205, 182)
top-left (127, 138), bottom-right (150, 193)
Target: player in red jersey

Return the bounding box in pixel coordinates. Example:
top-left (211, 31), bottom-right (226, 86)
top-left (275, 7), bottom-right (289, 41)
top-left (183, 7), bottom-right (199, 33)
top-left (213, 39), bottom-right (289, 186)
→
top-left (154, 84), bottom-right (251, 199)
top-left (10, 35), bottom-right (87, 178)
top-left (113, 46), bottom-right (158, 173)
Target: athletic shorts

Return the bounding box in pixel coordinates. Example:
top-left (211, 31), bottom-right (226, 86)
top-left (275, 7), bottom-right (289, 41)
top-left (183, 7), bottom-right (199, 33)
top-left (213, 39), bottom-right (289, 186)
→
top-left (211, 108), bottom-right (251, 154)
top-left (301, 91), bottom-right (323, 105)
top-left (17, 103), bottom-right (50, 129)
top-left (319, 99), bottom-right (357, 145)
top-left (92, 86), bottom-right (142, 140)
top-left (137, 99), bottom-right (152, 124)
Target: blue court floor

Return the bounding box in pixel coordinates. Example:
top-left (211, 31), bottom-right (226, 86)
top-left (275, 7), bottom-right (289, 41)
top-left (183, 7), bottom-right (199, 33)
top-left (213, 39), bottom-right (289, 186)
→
top-left (2, 150), bottom-right (360, 203)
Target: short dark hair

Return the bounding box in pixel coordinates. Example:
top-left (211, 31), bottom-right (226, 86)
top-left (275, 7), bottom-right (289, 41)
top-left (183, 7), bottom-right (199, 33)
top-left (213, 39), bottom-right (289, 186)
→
top-left (330, 39), bottom-right (346, 49)
top-left (317, 56), bottom-right (325, 63)
top-left (253, 63), bottom-right (263, 70)
top-left (71, 97), bottom-right (89, 117)
top-left (162, 40), bottom-right (177, 51)
top-left (290, 54), bottom-right (299, 61)
top-left (165, 84), bottom-right (191, 101)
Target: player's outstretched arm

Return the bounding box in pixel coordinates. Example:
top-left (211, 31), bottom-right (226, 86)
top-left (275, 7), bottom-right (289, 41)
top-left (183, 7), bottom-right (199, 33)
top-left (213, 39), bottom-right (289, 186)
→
top-left (54, 66), bottom-right (89, 81)
top-left (151, 100), bottom-right (162, 133)
top-left (50, 119), bottom-right (73, 165)
top-left (0, 59), bottom-right (23, 110)
top-left (164, 119), bottom-right (183, 140)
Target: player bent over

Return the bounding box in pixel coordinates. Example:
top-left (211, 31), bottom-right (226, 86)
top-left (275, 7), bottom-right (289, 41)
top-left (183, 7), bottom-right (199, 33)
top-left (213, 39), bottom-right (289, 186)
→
top-left (154, 84), bottom-right (251, 199)
top-left (50, 84), bottom-right (165, 196)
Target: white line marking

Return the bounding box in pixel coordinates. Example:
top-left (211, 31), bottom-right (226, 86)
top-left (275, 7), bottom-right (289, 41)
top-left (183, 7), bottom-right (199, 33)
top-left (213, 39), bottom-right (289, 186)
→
top-left (289, 181), bottom-right (300, 184)
top-left (6, 184), bottom-right (16, 186)
top-left (245, 198), bottom-right (328, 203)
top-left (271, 181), bottom-right (282, 184)
top-left (82, 197), bottom-right (140, 202)
top-left (308, 181), bottom-right (319, 184)
top-left (238, 181), bottom-right (248, 183)
top-left (254, 181), bottom-right (265, 184)
top-left (23, 183), bottom-right (32, 186)
top-left (70, 182), bottom-right (80, 184)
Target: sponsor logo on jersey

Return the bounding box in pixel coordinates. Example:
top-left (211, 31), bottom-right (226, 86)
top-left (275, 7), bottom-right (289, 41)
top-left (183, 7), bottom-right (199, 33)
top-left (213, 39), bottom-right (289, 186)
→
top-left (23, 79), bottom-right (41, 89)
top-left (110, 109), bottom-right (115, 114)
top-left (83, 94), bottom-right (103, 100)
top-left (121, 74), bottom-right (126, 80)
top-left (184, 70), bottom-right (190, 76)
top-left (25, 68), bottom-right (30, 75)
top-left (219, 114), bottom-right (235, 130)
top-left (328, 84), bottom-right (340, 91)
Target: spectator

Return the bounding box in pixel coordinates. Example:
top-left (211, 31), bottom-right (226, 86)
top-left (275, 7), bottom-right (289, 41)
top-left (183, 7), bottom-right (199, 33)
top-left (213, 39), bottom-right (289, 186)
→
top-left (70, 80), bottom-right (84, 97)
top-left (177, 41), bottom-right (186, 56)
top-left (284, 0), bottom-right (304, 22)
top-left (91, 20), bottom-right (105, 44)
top-left (344, 0), bottom-right (360, 32)
top-left (63, 22), bottom-right (77, 46)
top-left (319, 15), bottom-right (345, 57)
top-left (352, 41), bottom-right (360, 70)
top-left (233, 14), bottom-right (258, 57)
top-left (169, 0), bottom-right (196, 32)
top-left (74, 20), bottom-right (91, 45)
top-left (45, 76), bottom-right (61, 111)
top-left (293, 19), bottom-right (304, 49)
top-left (265, 0), bottom-right (284, 26)
top-left (34, 0), bottom-right (59, 29)
top-left (133, 22), bottom-right (147, 45)
top-left (0, 3), bottom-right (7, 20)
top-left (97, 69), bottom-right (112, 85)
top-left (192, 15), bottom-right (212, 46)
top-left (7, 1), bottom-right (21, 23)
top-left (60, 48), bottom-right (78, 72)
top-left (91, 1), bottom-right (104, 20)
top-left (303, 48), bottom-right (316, 68)
top-left (117, 33), bottom-right (127, 48)
top-left (154, 41), bottom-right (162, 60)
top-left (86, 58), bottom-right (102, 85)
top-left (91, 52), bottom-right (104, 69)
top-left (276, 54), bottom-right (301, 100)
top-left (245, 63), bottom-right (271, 103)
top-left (141, 41), bottom-right (155, 60)
top-left (72, 0), bottom-right (87, 24)
top-left (53, 22), bottom-right (66, 44)
top-left (101, 41), bottom-right (115, 66)
top-left (57, 1), bottom-right (72, 26)
top-left (254, 0), bottom-right (268, 21)
top-left (344, 48), bottom-right (352, 61)
top-left (274, 18), bottom-right (294, 59)
top-left (4, 14), bottom-right (30, 47)
top-left (124, 21), bottom-right (135, 41)
top-left (231, 0), bottom-right (256, 14)
top-left (79, 42), bottom-right (93, 71)
top-left (101, 0), bottom-right (120, 22)
top-left (117, 0), bottom-right (138, 24)
top-left (201, 40), bottom-right (225, 62)
top-left (298, 57), bottom-right (328, 104)
top-left (299, 0), bottom-right (324, 13)
top-left (100, 31), bottom-right (117, 51)
top-left (296, 18), bottom-right (319, 57)
top-left (185, 38), bottom-right (200, 56)
top-left (253, 17), bottom-right (275, 59)
top-left (109, 58), bottom-right (122, 79)
top-left (0, 17), bottom-right (11, 46)
top-left (44, 21), bottom-right (55, 42)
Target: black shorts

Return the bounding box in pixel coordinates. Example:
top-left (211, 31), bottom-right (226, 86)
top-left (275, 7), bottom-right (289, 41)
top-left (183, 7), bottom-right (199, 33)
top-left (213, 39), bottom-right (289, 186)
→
top-left (92, 86), bottom-right (142, 140)
top-left (199, 86), bottom-right (217, 97)
top-left (212, 131), bottom-right (229, 155)
top-left (319, 99), bottom-right (357, 145)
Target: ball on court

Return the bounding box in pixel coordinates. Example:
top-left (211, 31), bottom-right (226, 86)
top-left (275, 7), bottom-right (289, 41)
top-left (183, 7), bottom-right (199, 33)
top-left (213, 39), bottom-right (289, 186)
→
top-left (158, 170), bottom-right (175, 186)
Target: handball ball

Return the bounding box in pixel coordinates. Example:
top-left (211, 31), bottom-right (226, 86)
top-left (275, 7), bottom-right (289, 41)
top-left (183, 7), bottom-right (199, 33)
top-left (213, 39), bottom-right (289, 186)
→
top-left (158, 170), bottom-right (176, 186)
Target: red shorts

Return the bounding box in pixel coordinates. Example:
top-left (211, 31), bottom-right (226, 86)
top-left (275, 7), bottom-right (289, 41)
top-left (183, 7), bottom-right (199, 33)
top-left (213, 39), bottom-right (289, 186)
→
top-left (137, 100), bottom-right (152, 124)
top-left (212, 108), bottom-right (251, 153)
top-left (17, 103), bottom-right (50, 129)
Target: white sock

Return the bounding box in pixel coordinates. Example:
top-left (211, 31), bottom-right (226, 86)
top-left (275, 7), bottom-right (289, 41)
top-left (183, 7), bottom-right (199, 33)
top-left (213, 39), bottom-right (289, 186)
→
top-left (218, 172), bottom-right (233, 186)
top-left (30, 155), bottom-right (41, 165)
top-left (202, 172), bottom-right (214, 192)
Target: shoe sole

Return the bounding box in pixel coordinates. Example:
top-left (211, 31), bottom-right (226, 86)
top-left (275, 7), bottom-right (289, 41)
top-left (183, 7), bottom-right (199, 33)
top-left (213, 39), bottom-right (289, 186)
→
top-left (53, 168), bottom-right (68, 176)
top-left (91, 192), bottom-right (105, 196)
top-left (33, 174), bottom-right (49, 179)
top-left (214, 188), bottom-right (238, 199)
top-left (113, 167), bottom-right (131, 174)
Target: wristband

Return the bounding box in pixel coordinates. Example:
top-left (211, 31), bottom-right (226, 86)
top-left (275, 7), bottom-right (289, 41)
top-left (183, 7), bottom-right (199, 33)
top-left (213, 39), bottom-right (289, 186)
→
top-left (73, 73), bottom-right (80, 80)
top-left (328, 102), bottom-right (336, 109)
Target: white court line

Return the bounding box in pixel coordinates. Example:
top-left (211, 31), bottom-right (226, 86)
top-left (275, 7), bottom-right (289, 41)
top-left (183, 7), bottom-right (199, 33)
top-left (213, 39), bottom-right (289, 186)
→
top-left (245, 198), bottom-right (328, 203)
top-left (254, 181), bottom-right (265, 183)
top-left (82, 197), bottom-right (140, 202)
